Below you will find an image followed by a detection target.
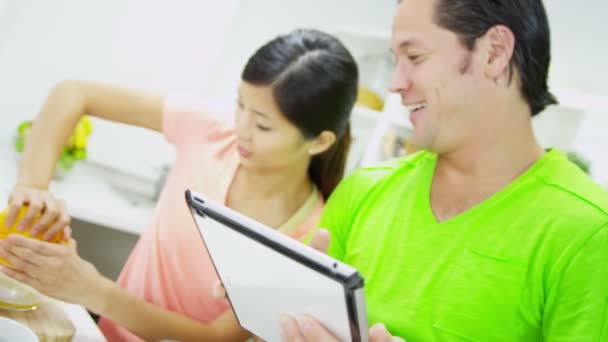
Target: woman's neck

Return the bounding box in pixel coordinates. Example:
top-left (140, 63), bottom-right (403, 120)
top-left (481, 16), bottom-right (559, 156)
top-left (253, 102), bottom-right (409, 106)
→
top-left (229, 161), bottom-right (314, 212)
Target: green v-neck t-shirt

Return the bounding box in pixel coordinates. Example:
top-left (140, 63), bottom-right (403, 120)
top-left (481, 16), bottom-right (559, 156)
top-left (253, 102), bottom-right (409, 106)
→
top-left (320, 149), bottom-right (608, 341)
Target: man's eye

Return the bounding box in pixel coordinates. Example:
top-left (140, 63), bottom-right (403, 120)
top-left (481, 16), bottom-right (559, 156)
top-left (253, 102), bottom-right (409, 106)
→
top-left (408, 55), bottom-right (421, 63)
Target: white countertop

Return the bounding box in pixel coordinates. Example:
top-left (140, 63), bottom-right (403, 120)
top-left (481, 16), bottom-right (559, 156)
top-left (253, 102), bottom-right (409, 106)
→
top-left (0, 142), bottom-right (159, 341)
top-left (0, 144), bottom-right (155, 235)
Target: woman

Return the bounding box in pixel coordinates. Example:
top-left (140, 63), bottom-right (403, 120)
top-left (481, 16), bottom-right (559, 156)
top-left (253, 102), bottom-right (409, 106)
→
top-left (0, 29), bottom-right (358, 341)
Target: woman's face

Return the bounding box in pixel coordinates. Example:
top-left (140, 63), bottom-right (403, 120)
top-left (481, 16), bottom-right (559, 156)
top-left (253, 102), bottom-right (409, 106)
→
top-left (234, 82), bottom-right (315, 171)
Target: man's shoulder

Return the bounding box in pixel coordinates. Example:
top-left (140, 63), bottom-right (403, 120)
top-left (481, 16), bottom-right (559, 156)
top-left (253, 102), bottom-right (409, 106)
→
top-left (535, 150), bottom-right (608, 219)
top-left (519, 150), bottom-right (608, 254)
top-left (342, 151), bottom-right (433, 194)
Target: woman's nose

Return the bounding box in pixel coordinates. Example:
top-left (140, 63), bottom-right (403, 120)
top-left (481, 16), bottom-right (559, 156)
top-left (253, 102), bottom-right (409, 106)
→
top-left (235, 111), bottom-right (253, 141)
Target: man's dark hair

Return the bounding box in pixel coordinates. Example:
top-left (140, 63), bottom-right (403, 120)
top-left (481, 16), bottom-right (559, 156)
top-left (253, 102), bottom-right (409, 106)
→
top-left (433, 0), bottom-right (558, 116)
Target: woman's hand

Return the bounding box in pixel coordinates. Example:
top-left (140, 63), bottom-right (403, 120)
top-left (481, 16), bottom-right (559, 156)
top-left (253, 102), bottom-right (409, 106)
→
top-left (0, 234), bottom-right (109, 311)
top-left (6, 185), bottom-right (71, 241)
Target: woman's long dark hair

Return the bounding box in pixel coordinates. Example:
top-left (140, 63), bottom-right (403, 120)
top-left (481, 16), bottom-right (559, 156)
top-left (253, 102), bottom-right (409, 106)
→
top-left (242, 29), bottom-right (358, 199)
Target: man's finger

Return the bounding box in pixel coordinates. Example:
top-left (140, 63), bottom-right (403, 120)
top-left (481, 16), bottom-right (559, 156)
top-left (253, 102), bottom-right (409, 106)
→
top-left (280, 315), bottom-right (306, 342)
top-left (296, 315), bottom-right (337, 342)
top-left (309, 229), bottom-right (331, 254)
top-left (369, 323), bottom-right (405, 342)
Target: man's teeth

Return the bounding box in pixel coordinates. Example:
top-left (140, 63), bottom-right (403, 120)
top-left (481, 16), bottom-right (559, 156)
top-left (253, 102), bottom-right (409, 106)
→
top-left (407, 103), bottom-right (426, 112)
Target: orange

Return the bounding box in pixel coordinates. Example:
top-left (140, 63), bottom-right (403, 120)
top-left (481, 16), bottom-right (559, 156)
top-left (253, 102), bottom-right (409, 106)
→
top-left (0, 207), bottom-right (64, 266)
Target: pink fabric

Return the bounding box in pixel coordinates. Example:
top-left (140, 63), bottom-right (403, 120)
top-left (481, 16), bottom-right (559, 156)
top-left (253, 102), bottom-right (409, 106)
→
top-left (98, 95), bottom-right (324, 341)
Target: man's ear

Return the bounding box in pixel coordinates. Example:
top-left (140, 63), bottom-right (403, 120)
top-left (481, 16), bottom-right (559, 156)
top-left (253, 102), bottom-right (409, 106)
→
top-left (308, 131), bottom-right (336, 156)
top-left (482, 25), bottom-right (516, 81)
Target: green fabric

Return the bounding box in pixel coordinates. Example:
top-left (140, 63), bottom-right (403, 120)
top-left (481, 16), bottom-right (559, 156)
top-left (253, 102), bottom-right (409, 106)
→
top-left (320, 149), bottom-right (608, 341)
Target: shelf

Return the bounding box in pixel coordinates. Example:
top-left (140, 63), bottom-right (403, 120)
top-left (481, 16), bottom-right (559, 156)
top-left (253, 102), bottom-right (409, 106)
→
top-left (351, 104), bottom-right (413, 130)
top-left (352, 105), bottom-right (382, 121)
top-left (388, 113), bottom-right (413, 131)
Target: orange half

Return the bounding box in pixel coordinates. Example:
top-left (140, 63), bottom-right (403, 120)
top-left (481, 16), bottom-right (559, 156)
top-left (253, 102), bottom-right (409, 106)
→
top-left (0, 207), bottom-right (65, 266)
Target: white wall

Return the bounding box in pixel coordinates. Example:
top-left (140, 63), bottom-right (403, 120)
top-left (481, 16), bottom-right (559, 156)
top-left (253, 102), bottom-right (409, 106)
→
top-left (206, 0), bottom-right (608, 101)
top-left (205, 0), bottom-right (397, 104)
top-left (0, 0), bottom-right (606, 182)
top-left (546, 0), bottom-right (608, 95)
top-left (0, 0), bottom-right (8, 32)
top-left (209, 0), bottom-right (608, 183)
top-left (539, 0), bottom-right (608, 183)
top-left (0, 0), bottom-right (238, 172)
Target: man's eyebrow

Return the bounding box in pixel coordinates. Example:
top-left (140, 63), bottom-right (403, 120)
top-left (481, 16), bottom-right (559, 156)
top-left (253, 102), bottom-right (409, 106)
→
top-left (390, 38), bottom-right (424, 54)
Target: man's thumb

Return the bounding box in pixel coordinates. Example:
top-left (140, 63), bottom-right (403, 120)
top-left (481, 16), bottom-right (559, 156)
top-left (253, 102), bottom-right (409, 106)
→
top-left (309, 229), bottom-right (331, 253)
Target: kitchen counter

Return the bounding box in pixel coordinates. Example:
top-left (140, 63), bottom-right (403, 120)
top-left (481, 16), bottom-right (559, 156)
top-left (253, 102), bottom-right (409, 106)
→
top-left (0, 142), bottom-right (159, 341)
top-left (56, 300), bottom-right (107, 341)
top-left (0, 144), bottom-right (155, 235)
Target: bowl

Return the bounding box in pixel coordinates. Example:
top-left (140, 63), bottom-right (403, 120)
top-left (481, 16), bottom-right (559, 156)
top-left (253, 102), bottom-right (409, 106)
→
top-left (0, 317), bottom-right (38, 342)
top-left (0, 272), bottom-right (42, 311)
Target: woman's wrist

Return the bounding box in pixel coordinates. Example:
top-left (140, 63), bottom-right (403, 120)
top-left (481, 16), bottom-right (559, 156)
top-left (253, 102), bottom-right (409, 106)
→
top-left (84, 273), bottom-right (116, 316)
top-left (16, 169), bottom-right (51, 190)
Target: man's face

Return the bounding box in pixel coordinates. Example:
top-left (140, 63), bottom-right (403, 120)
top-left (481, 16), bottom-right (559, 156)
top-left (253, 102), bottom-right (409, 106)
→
top-left (390, 0), bottom-right (487, 154)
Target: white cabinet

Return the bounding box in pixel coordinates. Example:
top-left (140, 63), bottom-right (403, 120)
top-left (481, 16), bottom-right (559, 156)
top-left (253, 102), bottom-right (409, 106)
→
top-left (329, 27), bottom-right (414, 174)
top-left (351, 97), bottom-right (412, 170)
top-left (331, 26), bottom-right (608, 181)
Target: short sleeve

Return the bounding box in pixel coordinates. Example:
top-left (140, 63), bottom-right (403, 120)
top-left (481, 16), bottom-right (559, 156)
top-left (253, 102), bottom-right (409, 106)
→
top-left (162, 94), bottom-right (234, 146)
top-left (543, 224), bottom-right (608, 341)
top-left (318, 173), bottom-right (364, 261)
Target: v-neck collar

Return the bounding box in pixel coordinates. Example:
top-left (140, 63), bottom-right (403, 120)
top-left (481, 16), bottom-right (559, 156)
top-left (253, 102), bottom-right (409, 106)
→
top-left (419, 149), bottom-right (555, 227)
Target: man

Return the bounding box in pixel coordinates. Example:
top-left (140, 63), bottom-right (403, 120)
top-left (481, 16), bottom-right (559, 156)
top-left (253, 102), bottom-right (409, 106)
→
top-left (282, 0), bottom-right (608, 340)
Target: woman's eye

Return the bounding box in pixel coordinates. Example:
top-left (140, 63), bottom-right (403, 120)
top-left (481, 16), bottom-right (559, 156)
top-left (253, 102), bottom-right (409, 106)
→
top-left (256, 124), bottom-right (271, 132)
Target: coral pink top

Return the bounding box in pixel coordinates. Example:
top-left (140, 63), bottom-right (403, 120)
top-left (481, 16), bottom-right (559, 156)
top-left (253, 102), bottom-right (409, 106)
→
top-left (98, 95), bottom-right (324, 341)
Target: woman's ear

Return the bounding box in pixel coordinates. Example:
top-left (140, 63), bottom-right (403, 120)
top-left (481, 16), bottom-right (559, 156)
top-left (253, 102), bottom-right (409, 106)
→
top-left (308, 131), bottom-right (336, 156)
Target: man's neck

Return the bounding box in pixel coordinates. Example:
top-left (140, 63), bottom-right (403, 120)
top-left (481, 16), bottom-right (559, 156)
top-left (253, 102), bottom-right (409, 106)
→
top-left (436, 102), bottom-right (545, 187)
top-left (436, 140), bottom-right (545, 187)
top-left (429, 110), bottom-right (544, 222)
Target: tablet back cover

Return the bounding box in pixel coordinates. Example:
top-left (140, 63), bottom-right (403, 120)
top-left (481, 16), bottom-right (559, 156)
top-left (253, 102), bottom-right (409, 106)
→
top-left (191, 210), bottom-right (357, 341)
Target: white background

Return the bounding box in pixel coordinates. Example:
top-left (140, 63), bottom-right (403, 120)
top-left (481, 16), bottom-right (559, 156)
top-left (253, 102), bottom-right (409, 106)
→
top-left (0, 0), bottom-right (606, 183)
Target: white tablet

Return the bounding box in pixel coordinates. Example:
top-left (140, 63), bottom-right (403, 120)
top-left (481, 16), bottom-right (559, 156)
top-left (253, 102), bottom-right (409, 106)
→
top-left (185, 190), bottom-right (368, 342)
